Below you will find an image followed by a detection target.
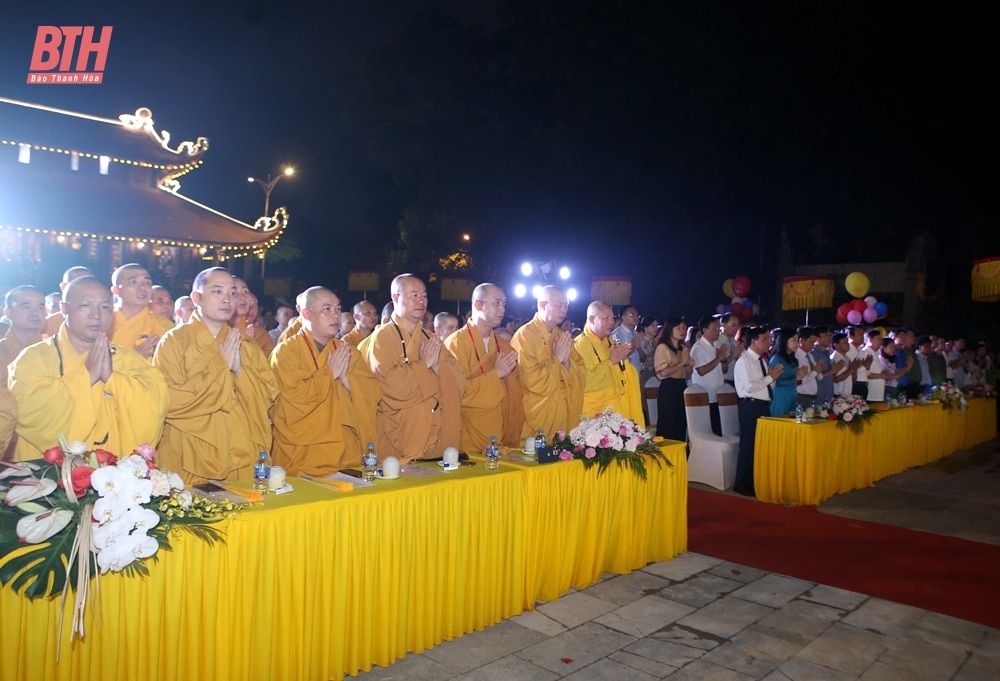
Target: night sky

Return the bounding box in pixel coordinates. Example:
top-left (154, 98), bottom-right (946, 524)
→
top-left (2, 1), bottom-right (997, 330)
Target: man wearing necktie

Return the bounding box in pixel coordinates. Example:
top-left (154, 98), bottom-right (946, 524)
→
top-left (795, 326), bottom-right (820, 409)
top-left (733, 327), bottom-right (784, 497)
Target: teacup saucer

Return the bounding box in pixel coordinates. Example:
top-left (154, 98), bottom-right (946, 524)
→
top-left (375, 470), bottom-right (401, 480)
top-left (437, 461), bottom-right (460, 471)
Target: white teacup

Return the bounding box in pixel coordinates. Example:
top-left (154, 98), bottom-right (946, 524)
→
top-left (442, 447), bottom-right (460, 466)
top-left (381, 456), bottom-right (401, 479)
top-left (524, 436), bottom-right (536, 454)
top-left (268, 466), bottom-right (287, 490)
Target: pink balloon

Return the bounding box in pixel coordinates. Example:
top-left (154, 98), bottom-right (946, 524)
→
top-left (862, 307), bottom-right (878, 323)
top-left (716, 304), bottom-right (725, 314)
top-left (847, 310), bottom-right (863, 325)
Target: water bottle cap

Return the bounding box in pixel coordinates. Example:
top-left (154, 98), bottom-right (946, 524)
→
top-left (367, 442), bottom-right (374, 448)
top-left (258, 451), bottom-right (268, 458)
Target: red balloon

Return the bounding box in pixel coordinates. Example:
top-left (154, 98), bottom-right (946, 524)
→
top-left (738, 306), bottom-right (753, 322)
top-left (732, 301), bottom-right (743, 314)
top-left (851, 299), bottom-right (867, 313)
top-left (732, 275), bottom-right (751, 297)
top-left (835, 311), bottom-right (848, 326)
top-left (838, 302), bottom-right (852, 317)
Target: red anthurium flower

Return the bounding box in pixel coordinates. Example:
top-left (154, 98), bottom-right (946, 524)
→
top-left (42, 447), bottom-right (64, 464)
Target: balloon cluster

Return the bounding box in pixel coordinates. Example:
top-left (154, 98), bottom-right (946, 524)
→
top-left (716, 275), bottom-right (757, 322)
top-left (836, 272), bottom-right (888, 326)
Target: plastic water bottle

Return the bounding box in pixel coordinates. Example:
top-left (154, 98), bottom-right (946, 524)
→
top-left (534, 429), bottom-right (546, 452)
top-left (253, 451), bottom-right (271, 495)
top-left (362, 442), bottom-right (378, 481)
top-left (485, 435), bottom-right (500, 472)
top-left (795, 405), bottom-right (804, 423)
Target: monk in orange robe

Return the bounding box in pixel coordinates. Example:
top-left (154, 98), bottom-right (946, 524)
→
top-left (510, 286), bottom-right (585, 441)
top-left (153, 268), bottom-right (278, 484)
top-left (574, 301), bottom-right (646, 427)
top-left (362, 275), bottom-right (462, 462)
top-left (444, 283), bottom-right (523, 452)
top-left (340, 300), bottom-right (378, 349)
top-left (108, 263), bottom-right (175, 361)
top-left (1, 286), bottom-right (46, 387)
top-left (229, 278), bottom-right (275, 357)
top-left (149, 285), bottom-right (174, 320)
top-left (43, 266), bottom-right (93, 337)
top-left (9, 277), bottom-right (168, 461)
top-left (271, 287), bottom-right (379, 475)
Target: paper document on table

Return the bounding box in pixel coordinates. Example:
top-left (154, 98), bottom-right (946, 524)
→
top-left (325, 472), bottom-right (374, 488)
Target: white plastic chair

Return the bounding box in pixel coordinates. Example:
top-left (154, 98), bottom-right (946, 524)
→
top-left (645, 376), bottom-right (661, 429)
top-left (684, 384), bottom-right (740, 490)
top-left (718, 383), bottom-right (740, 438)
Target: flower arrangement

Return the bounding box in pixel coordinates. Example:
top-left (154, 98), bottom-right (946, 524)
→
top-left (550, 408), bottom-right (672, 480)
top-left (817, 395), bottom-right (877, 434)
top-left (0, 437), bottom-right (246, 646)
top-left (967, 382), bottom-right (997, 398)
top-left (931, 383), bottom-right (967, 411)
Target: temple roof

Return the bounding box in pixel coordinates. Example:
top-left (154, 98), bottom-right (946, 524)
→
top-left (0, 97), bottom-right (286, 258)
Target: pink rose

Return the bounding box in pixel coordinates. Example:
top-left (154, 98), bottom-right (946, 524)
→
top-left (585, 447), bottom-right (597, 459)
top-left (558, 450), bottom-right (573, 461)
top-left (555, 430), bottom-right (566, 440)
top-left (135, 444), bottom-right (156, 462)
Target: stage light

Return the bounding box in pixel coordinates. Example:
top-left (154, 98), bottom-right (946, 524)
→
top-left (514, 283), bottom-right (527, 298)
top-left (567, 287), bottom-right (578, 301)
top-left (532, 284), bottom-right (543, 300)
top-left (521, 262), bottom-right (533, 277)
top-left (559, 266), bottom-right (570, 280)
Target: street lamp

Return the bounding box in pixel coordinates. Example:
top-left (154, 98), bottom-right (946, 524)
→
top-left (248, 166), bottom-right (295, 223)
top-left (246, 166), bottom-right (294, 278)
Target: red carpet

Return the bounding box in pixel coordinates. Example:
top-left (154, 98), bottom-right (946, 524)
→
top-left (687, 487), bottom-right (1000, 629)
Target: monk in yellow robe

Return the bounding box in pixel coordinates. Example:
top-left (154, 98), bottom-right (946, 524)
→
top-left (149, 285), bottom-right (174, 320)
top-left (153, 268), bottom-right (278, 484)
top-left (174, 296), bottom-right (195, 325)
top-left (229, 278), bottom-right (275, 357)
top-left (444, 283), bottom-right (524, 452)
top-left (1, 286), bottom-right (46, 387)
top-left (574, 301), bottom-right (646, 427)
top-left (362, 275), bottom-right (462, 462)
top-left (510, 286), bottom-right (585, 440)
top-left (43, 266), bottom-right (93, 338)
top-left (8, 277), bottom-right (168, 461)
top-left (108, 264), bottom-right (175, 361)
top-left (271, 287), bottom-right (380, 475)
top-left (340, 300), bottom-right (378, 349)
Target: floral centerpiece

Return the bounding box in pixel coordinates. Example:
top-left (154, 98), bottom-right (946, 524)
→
top-left (817, 395), bottom-right (876, 434)
top-left (931, 383), bottom-right (968, 411)
top-left (550, 408), bottom-right (672, 480)
top-left (0, 437), bottom-right (246, 647)
top-left (967, 382), bottom-right (997, 398)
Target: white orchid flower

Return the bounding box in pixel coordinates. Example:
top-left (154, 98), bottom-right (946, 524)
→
top-left (4, 478), bottom-right (58, 506)
top-left (97, 542), bottom-right (137, 573)
top-left (126, 531), bottom-right (159, 561)
top-left (122, 506), bottom-right (160, 533)
top-left (116, 455), bottom-right (149, 480)
top-left (16, 509), bottom-right (75, 543)
top-left (90, 465), bottom-right (131, 499)
top-left (123, 478), bottom-right (154, 507)
top-left (91, 518), bottom-right (130, 549)
top-left (92, 494), bottom-right (130, 525)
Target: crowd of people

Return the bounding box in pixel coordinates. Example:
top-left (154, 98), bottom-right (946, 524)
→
top-left (0, 266), bottom-right (644, 486)
top-left (3, 266), bottom-right (995, 499)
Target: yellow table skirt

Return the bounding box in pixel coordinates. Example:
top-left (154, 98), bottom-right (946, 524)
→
top-left (1, 446), bottom-right (687, 681)
top-left (755, 398), bottom-right (997, 505)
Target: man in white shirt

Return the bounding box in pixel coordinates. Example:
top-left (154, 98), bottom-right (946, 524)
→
top-left (690, 315), bottom-right (728, 435)
top-left (733, 326), bottom-right (784, 497)
top-left (795, 326), bottom-right (819, 409)
top-left (862, 328), bottom-right (886, 402)
top-left (831, 332), bottom-right (859, 397)
top-left (718, 312), bottom-right (742, 386)
top-left (847, 325), bottom-right (871, 399)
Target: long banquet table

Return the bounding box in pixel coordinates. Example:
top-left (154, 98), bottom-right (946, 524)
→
top-left (1, 443), bottom-right (687, 681)
top-left (755, 398), bottom-right (996, 506)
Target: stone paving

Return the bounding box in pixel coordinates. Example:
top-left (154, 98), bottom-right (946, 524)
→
top-left (353, 441), bottom-right (1000, 680)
